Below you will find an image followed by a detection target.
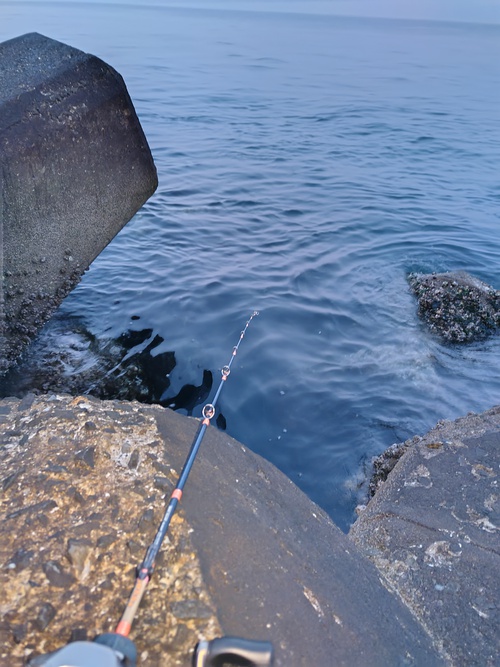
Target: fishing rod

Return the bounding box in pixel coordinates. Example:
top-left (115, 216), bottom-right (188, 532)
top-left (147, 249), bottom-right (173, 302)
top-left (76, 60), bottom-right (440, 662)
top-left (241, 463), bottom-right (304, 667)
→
top-left (115, 310), bottom-right (260, 638)
top-left (29, 311), bottom-right (273, 667)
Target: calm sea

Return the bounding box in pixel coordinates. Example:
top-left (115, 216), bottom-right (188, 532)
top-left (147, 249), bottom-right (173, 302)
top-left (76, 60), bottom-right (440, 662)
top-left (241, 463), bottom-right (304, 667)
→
top-left (2, 2), bottom-right (500, 530)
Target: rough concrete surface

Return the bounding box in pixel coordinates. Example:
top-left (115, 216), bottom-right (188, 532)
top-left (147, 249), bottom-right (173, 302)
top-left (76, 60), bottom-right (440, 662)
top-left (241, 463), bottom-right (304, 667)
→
top-left (0, 33), bottom-right (158, 371)
top-left (0, 395), bottom-right (220, 667)
top-left (0, 395), bottom-right (445, 667)
top-left (154, 409), bottom-right (446, 667)
top-left (351, 407), bottom-right (500, 667)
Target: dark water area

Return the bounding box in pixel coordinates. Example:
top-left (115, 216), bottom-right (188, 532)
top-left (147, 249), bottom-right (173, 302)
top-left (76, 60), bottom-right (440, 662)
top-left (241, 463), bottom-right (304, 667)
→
top-left (1, 2), bottom-right (500, 531)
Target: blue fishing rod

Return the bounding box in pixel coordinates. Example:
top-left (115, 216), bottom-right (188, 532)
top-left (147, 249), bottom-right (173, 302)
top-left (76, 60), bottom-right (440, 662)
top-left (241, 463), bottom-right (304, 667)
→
top-left (114, 311), bottom-right (261, 638)
top-left (29, 312), bottom-right (273, 667)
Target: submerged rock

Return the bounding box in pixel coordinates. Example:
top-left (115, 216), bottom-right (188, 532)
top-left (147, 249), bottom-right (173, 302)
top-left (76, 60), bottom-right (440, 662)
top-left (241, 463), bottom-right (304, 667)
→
top-left (0, 314), bottom-right (217, 420)
top-left (408, 271), bottom-right (500, 343)
top-left (0, 316), bottom-right (175, 403)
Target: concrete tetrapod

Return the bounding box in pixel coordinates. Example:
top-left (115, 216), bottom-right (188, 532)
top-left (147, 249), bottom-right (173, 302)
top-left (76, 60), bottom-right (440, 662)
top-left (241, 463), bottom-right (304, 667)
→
top-left (0, 394), bottom-right (445, 666)
top-left (0, 33), bottom-right (158, 371)
top-left (351, 407), bottom-right (500, 667)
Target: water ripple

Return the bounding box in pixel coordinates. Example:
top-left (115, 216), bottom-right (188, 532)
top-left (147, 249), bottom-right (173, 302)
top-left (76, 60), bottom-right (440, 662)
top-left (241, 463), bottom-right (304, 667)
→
top-left (2, 4), bottom-right (500, 531)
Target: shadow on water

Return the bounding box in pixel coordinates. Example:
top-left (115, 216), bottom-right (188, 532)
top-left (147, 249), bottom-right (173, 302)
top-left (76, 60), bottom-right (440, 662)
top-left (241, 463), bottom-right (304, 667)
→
top-left (160, 369), bottom-right (213, 414)
top-left (0, 314), bottom-right (225, 428)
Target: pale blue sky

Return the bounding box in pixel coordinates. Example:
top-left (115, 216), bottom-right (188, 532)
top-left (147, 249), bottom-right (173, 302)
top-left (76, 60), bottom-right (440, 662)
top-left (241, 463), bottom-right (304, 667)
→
top-left (276, 0), bottom-right (500, 23)
top-left (17, 0), bottom-right (500, 25)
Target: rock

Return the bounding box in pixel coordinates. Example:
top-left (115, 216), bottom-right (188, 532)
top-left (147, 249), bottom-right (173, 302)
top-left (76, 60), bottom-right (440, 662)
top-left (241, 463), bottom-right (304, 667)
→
top-left (10, 623), bottom-right (28, 644)
top-left (408, 271), bottom-right (500, 343)
top-left (0, 315), bottom-right (176, 405)
top-left (171, 600), bottom-right (214, 621)
top-left (351, 406), bottom-right (500, 667)
top-left (0, 33), bottom-right (158, 371)
top-left (42, 561), bottom-right (75, 588)
top-left (366, 438), bottom-right (416, 497)
top-left (153, 475), bottom-right (171, 491)
top-left (8, 548), bottom-right (34, 571)
top-left (153, 408), bottom-right (445, 666)
top-left (2, 469), bottom-right (25, 492)
top-left (69, 628), bottom-right (87, 643)
top-left (128, 449), bottom-right (140, 470)
top-left (0, 394), bottom-right (444, 667)
top-left (66, 539), bottom-right (93, 580)
top-left (74, 446), bottom-right (96, 469)
top-left (33, 604), bottom-right (56, 632)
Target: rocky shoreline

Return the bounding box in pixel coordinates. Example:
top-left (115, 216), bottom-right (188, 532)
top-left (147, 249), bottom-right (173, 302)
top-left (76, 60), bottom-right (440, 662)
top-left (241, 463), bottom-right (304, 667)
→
top-left (1, 393), bottom-right (499, 665)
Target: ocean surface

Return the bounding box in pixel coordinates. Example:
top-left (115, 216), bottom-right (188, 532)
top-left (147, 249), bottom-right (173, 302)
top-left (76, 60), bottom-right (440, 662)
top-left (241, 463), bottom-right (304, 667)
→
top-left (1, 2), bottom-right (500, 531)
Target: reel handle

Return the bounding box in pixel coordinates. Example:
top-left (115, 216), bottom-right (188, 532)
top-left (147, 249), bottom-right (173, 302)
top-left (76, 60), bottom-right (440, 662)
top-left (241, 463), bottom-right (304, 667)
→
top-left (193, 636), bottom-right (274, 667)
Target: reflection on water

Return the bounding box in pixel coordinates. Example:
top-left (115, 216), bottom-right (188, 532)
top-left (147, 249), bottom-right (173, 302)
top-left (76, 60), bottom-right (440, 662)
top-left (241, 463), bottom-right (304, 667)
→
top-left (0, 314), bottom-right (222, 422)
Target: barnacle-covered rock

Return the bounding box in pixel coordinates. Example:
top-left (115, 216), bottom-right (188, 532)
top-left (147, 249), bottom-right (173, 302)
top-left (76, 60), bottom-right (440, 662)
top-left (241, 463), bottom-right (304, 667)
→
top-left (408, 271), bottom-right (500, 343)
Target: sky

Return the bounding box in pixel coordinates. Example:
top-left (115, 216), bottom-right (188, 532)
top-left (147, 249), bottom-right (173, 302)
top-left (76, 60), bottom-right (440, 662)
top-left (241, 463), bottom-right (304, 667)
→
top-left (289, 0), bottom-right (500, 23)
top-left (106, 0), bottom-right (500, 24)
top-left (10, 0), bottom-right (500, 25)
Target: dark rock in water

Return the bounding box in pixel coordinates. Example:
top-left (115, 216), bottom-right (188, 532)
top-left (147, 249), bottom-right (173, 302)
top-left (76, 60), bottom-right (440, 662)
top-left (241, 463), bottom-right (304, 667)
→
top-left (130, 335), bottom-right (176, 401)
top-left (116, 329), bottom-right (154, 350)
top-left (216, 412), bottom-right (227, 430)
top-left (0, 316), bottom-right (176, 405)
top-left (0, 315), bottom-right (222, 424)
top-left (408, 270), bottom-right (500, 343)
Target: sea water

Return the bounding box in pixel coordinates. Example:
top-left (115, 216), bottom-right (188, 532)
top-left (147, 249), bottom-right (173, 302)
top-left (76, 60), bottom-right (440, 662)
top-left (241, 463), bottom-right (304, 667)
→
top-left (1, 2), bottom-right (499, 530)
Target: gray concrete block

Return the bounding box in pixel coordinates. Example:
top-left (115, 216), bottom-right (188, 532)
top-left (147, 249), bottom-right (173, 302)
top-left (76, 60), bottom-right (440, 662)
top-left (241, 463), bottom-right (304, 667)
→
top-left (351, 407), bottom-right (500, 666)
top-left (155, 408), bottom-right (446, 667)
top-left (0, 32), bottom-right (158, 371)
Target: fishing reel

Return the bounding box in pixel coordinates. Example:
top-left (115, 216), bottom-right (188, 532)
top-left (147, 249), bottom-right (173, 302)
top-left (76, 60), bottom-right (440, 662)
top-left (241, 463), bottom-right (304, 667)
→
top-left (193, 637), bottom-right (274, 666)
top-left (28, 634), bottom-right (273, 667)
